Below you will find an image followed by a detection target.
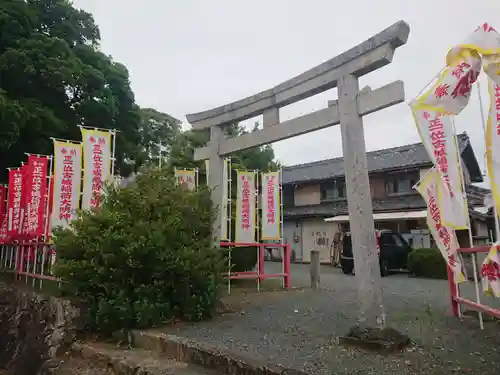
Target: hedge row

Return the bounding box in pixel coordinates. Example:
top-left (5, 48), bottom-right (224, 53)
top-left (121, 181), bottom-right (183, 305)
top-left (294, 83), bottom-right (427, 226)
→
top-left (407, 248), bottom-right (447, 279)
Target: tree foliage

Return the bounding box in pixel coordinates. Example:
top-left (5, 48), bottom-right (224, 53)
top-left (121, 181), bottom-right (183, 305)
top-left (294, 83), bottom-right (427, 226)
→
top-left (0, 0), bottom-right (281, 181)
top-left (54, 169), bottom-right (224, 333)
top-left (134, 108), bottom-right (182, 169)
top-left (0, 0), bottom-right (148, 179)
top-left (168, 122), bottom-right (280, 174)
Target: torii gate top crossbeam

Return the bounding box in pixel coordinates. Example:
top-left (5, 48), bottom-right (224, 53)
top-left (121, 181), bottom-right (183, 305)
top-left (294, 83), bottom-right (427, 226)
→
top-left (186, 21), bottom-right (409, 132)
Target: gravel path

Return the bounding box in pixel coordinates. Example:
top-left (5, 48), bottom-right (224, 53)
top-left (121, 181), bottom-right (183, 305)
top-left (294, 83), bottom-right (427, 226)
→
top-left (165, 263), bottom-right (500, 375)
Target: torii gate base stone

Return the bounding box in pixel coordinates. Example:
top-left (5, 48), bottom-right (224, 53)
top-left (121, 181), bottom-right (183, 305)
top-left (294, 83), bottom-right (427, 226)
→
top-left (187, 20), bottom-right (412, 349)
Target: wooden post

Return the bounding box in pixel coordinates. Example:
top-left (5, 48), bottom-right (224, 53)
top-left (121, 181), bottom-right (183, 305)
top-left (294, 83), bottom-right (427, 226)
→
top-left (310, 250), bottom-right (320, 289)
top-left (338, 74), bottom-right (386, 327)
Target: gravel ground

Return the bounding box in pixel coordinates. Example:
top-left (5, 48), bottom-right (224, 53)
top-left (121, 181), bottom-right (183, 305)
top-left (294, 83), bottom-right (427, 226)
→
top-left (165, 262), bottom-right (500, 375)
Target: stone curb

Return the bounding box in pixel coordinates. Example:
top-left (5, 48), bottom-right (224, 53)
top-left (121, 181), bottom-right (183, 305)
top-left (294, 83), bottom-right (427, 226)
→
top-left (71, 342), bottom-right (140, 375)
top-left (131, 330), bottom-right (310, 375)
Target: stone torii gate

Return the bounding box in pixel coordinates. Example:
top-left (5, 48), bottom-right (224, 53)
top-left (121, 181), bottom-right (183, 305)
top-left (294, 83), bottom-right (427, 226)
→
top-left (187, 21), bottom-right (410, 328)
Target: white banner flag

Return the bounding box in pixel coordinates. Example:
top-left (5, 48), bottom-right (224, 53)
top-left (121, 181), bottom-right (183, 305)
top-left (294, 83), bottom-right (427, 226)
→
top-left (220, 159), bottom-right (229, 241)
top-left (51, 141), bottom-right (82, 229)
top-left (448, 23), bottom-right (500, 85)
top-left (415, 168), bottom-right (465, 283)
top-left (174, 169), bottom-right (196, 191)
top-left (261, 172), bottom-right (280, 240)
top-left (418, 52), bottom-right (481, 115)
top-left (81, 128), bottom-right (112, 210)
top-left (411, 106), bottom-right (468, 229)
top-left (485, 78), bottom-right (500, 217)
top-left (234, 170), bottom-right (256, 243)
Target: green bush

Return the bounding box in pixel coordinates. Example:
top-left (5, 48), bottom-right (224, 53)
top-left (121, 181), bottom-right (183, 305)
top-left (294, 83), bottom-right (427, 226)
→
top-left (53, 169), bottom-right (225, 335)
top-left (407, 247), bottom-right (447, 279)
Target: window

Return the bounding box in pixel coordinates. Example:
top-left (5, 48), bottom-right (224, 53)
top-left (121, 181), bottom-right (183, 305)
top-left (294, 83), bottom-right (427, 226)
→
top-left (380, 233), bottom-right (395, 246)
top-left (385, 173), bottom-right (418, 195)
top-left (320, 180), bottom-right (346, 201)
top-left (380, 233), bottom-right (404, 247)
top-left (392, 234), bottom-right (404, 247)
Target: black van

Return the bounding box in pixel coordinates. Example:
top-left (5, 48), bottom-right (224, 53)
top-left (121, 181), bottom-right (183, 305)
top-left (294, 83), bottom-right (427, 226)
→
top-left (340, 229), bottom-right (413, 277)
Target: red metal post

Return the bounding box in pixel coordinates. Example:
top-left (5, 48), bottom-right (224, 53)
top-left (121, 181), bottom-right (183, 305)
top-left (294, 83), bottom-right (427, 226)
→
top-left (447, 255), bottom-right (459, 317)
top-left (284, 244), bottom-right (291, 289)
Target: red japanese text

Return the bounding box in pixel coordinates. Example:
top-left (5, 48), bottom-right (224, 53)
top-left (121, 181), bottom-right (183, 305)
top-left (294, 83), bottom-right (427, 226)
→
top-left (427, 187), bottom-right (455, 266)
top-left (424, 112), bottom-right (453, 196)
top-left (12, 172), bottom-right (22, 231)
top-left (266, 175), bottom-right (276, 225)
top-left (481, 260), bottom-right (500, 282)
top-left (451, 68), bottom-right (479, 99)
top-left (59, 148), bottom-right (76, 221)
top-left (90, 138), bottom-right (105, 208)
top-left (28, 160), bottom-right (44, 232)
top-left (240, 175), bottom-right (251, 231)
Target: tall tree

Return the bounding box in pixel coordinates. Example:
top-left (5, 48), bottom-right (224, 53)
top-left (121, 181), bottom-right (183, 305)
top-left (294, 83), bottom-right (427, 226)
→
top-left (135, 108), bottom-right (182, 168)
top-left (0, 0), bottom-right (141, 179)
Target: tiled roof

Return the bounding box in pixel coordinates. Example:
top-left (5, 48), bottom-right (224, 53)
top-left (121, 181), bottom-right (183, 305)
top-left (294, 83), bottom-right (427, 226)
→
top-left (282, 133), bottom-right (471, 184)
top-left (283, 195), bottom-right (426, 218)
top-left (284, 185), bottom-right (490, 219)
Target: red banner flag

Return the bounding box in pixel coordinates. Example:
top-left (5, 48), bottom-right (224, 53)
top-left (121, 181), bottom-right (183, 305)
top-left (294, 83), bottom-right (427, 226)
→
top-left (0, 214), bottom-right (8, 244)
top-left (0, 185), bottom-right (7, 244)
top-left (7, 168), bottom-right (23, 238)
top-left (19, 165), bottom-right (31, 240)
top-left (24, 155), bottom-right (49, 237)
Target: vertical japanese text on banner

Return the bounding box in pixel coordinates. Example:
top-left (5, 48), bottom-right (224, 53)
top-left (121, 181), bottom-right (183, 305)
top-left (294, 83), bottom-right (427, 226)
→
top-left (234, 171), bottom-right (256, 243)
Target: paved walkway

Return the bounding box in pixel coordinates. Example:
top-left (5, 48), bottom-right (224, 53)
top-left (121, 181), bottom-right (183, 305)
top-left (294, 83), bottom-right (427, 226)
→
top-left (165, 263), bottom-right (500, 375)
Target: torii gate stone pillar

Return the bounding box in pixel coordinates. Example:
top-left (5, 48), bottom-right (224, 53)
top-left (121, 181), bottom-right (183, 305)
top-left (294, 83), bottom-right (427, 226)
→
top-left (187, 21), bottom-right (410, 333)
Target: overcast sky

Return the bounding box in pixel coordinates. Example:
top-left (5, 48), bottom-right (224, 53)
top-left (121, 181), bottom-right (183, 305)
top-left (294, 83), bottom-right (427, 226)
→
top-left (73, 0), bottom-right (499, 178)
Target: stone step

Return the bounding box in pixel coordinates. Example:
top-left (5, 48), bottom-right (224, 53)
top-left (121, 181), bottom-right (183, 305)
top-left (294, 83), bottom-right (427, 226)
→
top-left (67, 341), bottom-right (217, 375)
top-left (53, 356), bottom-right (114, 375)
top-left (131, 330), bottom-right (309, 375)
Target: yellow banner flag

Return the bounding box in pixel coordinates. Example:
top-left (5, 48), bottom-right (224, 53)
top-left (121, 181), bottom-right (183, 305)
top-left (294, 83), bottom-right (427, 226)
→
top-left (80, 128), bottom-right (112, 210)
top-left (415, 168), bottom-right (466, 283)
top-left (410, 106), bottom-right (468, 229)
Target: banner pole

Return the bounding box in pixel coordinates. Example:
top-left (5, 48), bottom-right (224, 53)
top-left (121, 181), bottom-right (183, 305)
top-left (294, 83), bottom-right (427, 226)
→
top-left (255, 169), bottom-right (260, 292)
top-left (476, 80), bottom-right (500, 241)
top-left (158, 140), bottom-right (162, 169)
top-left (44, 154), bottom-right (54, 280)
top-left (49, 137), bottom-right (82, 145)
top-left (79, 125), bottom-right (121, 133)
top-left (227, 158), bottom-right (232, 296)
top-left (280, 168), bottom-right (285, 287)
top-left (110, 130), bottom-right (117, 180)
top-left (44, 156), bottom-right (54, 240)
top-left (451, 116), bottom-right (483, 329)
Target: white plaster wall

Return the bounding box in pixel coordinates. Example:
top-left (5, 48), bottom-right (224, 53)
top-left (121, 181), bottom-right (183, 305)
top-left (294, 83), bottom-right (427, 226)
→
top-left (301, 218), bottom-right (340, 263)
